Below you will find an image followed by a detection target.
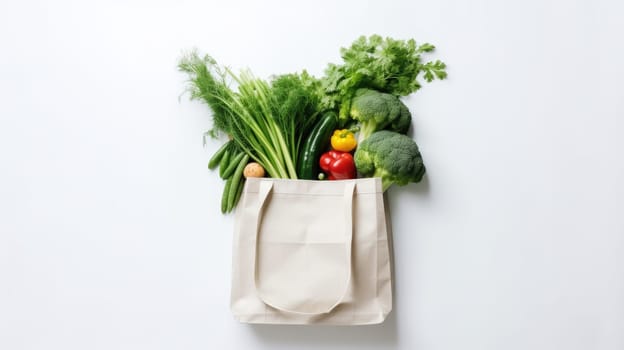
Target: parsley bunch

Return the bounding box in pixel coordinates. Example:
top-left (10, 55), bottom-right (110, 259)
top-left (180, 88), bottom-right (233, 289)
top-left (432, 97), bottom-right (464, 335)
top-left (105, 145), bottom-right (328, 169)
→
top-left (320, 35), bottom-right (447, 122)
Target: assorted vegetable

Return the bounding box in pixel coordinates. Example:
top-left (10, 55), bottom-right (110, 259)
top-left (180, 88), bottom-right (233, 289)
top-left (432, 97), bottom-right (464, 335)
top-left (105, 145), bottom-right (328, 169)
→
top-left (178, 54), bottom-right (323, 179)
top-left (179, 35), bottom-right (446, 214)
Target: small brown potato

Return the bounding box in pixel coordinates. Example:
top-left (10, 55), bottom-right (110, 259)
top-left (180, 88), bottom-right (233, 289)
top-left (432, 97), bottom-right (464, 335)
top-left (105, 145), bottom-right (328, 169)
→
top-left (243, 162), bottom-right (265, 178)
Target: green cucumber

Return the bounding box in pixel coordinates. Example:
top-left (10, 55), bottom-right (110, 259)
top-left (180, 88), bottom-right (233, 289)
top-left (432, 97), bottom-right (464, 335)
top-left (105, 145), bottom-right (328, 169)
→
top-left (297, 112), bottom-right (338, 179)
top-left (208, 141), bottom-right (230, 170)
top-left (229, 178), bottom-right (245, 213)
top-left (218, 149), bottom-right (231, 178)
top-left (221, 177), bottom-right (232, 214)
top-left (227, 154), bottom-right (250, 211)
top-left (221, 151), bottom-right (245, 179)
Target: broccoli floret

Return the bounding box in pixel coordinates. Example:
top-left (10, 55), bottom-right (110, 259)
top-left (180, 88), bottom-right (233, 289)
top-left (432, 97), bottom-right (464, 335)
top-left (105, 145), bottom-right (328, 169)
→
top-left (349, 89), bottom-right (412, 143)
top-left (354, 130), bottom-right (425, 191)
top-left (391, 101), bottom-right (412, 134)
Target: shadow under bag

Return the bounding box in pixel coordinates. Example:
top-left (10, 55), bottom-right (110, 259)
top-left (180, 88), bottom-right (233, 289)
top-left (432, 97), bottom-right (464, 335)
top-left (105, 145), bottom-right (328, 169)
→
top-left (230, 177), bottom-right (392, 325)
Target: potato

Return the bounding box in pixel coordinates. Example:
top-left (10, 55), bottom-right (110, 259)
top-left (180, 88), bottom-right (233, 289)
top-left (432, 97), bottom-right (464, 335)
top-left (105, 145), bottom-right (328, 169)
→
top-left (243, 162), bottom-right (265, 178)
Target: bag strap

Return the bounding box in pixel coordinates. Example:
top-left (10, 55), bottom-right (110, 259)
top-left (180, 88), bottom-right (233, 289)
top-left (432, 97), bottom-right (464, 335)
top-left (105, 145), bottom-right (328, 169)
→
top-left (251, 180), bottom-right (356, 315)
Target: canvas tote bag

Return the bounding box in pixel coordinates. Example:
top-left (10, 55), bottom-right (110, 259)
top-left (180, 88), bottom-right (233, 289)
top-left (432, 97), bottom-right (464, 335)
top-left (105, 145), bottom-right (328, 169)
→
top-left (230, 177), bottom-right (392, 325)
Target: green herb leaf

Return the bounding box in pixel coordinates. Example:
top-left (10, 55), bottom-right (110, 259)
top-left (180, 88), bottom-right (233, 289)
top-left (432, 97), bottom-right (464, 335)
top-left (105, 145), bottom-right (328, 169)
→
top-left (319, 35), bottom-right (448, 122)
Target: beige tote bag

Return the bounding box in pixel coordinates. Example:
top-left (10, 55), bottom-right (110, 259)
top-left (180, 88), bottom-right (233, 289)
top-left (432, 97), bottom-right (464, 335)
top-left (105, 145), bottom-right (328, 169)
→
top-left (230, 177), bottom-right (392, 325)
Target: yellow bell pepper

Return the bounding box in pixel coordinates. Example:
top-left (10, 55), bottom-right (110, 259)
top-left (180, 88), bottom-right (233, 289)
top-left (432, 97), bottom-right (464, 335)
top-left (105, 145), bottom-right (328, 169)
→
top-left (330, 129), bottom-right (357, 152)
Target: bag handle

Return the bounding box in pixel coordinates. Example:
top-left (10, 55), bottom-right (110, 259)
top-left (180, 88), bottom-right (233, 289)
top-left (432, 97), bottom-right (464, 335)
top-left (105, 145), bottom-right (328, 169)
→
top-left (251, 180), bottom-right (356, 315)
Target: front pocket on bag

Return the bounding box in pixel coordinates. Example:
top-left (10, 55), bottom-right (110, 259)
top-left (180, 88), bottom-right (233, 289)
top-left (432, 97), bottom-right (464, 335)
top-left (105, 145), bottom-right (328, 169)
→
top-left (255, 193), bottom-right (350, 314)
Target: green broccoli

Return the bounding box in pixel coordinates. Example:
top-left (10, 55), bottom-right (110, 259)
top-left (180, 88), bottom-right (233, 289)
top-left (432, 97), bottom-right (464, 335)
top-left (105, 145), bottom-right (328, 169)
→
top-left (349, 89), bottom-right (412, 144)
top-left (392, 102), bottom-right (412, 134)
top-left (354, 130), bottom-right (425, 191)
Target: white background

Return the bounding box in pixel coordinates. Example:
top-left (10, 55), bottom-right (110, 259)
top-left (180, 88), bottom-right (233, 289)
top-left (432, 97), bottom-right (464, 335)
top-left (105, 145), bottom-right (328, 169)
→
top-left (1, 0), bottom-right (623, 349)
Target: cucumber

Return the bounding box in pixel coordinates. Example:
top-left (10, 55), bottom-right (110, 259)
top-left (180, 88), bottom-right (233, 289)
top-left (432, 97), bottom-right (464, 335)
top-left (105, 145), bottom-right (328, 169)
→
top-left (297, 112), bottom-right (338, 179)
top-left (221, 177), bottom-right (232, 214)
top-left (229, 178), bottom-right (245, 213)
top-left (227, 154), bottom-right (250, 211)
top-left (221, 151), bottom-right (245, 179)
top-left (218, 149), bottom-right (231, 178)
top-left (208, 141), bottom-right (230, 170)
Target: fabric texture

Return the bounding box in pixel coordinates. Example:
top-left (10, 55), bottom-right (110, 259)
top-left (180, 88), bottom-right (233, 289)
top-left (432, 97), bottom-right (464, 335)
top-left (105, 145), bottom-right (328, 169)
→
top-left (230, 177), bottom-right (392, 325)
